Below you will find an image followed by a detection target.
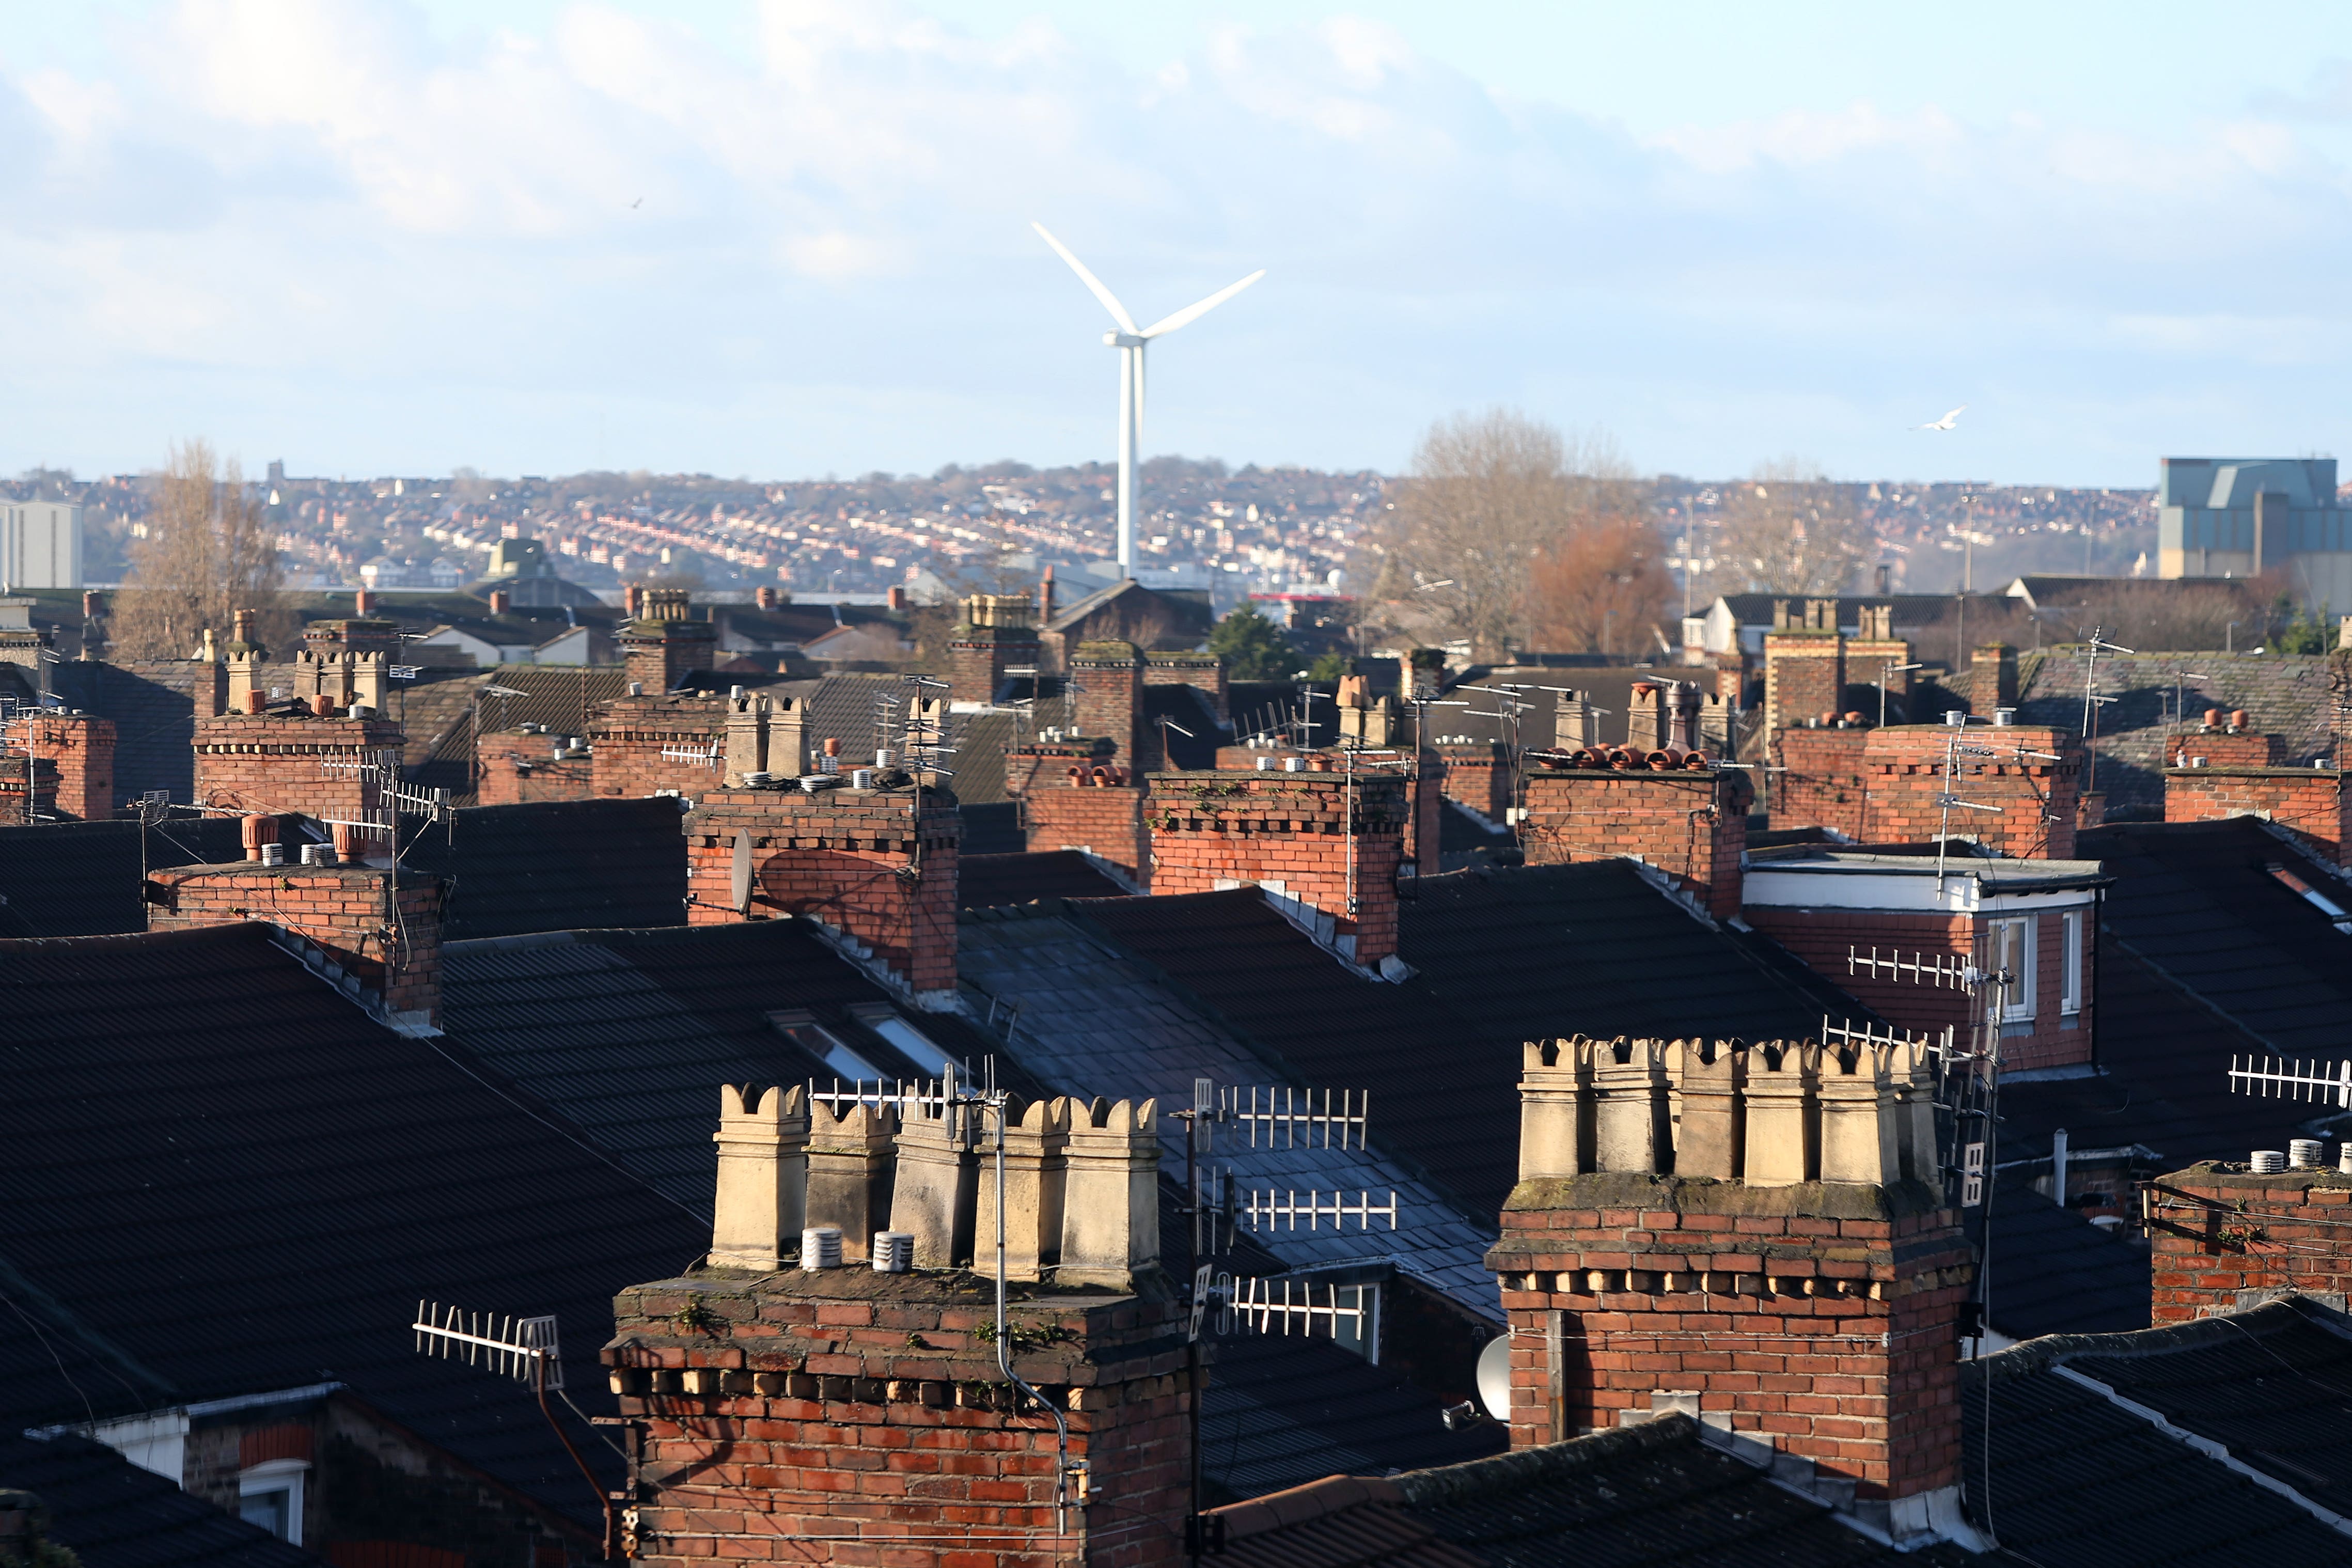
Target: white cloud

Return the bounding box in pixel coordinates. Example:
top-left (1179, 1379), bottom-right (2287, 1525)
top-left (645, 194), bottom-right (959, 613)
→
top-left (4, 0), bottom-right (2352, 483)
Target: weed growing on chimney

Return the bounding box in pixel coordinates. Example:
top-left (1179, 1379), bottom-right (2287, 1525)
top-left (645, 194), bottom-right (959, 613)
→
top-left (2218, 1223), bottom-right (2269, 1252)
top-left (973, 1318), bottom-right (1070, 1353)
top-left (671, 1294), bottom-right (727, 1336)
top-left (905, 1333), bottom-right (932, 1350)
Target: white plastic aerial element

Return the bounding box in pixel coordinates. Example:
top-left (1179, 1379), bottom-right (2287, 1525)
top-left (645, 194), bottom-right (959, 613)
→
top-left (1917, 405), bottom-right (1967, 431)
top-left (1032, 222), bottom-right (1264, 577)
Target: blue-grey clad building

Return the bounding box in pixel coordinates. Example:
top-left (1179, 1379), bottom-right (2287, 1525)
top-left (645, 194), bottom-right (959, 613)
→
top-left (2157, 456), bottom-right (2350, 605)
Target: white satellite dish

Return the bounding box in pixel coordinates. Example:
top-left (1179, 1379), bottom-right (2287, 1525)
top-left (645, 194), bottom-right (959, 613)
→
top-left (1476, 1332), bottom-right (1512, 1420)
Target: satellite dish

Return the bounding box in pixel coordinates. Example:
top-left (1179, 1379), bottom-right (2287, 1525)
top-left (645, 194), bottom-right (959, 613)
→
top-left (730, 830), bottom-right (754, 913)
top-left (1476, 1332), bottom-right (1512, 1421)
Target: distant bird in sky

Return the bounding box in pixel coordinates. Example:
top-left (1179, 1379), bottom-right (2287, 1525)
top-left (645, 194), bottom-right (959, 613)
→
top-left (630, 197), bottom-right (643, 209)
top-left (1917, 404), bottom-right (1966, 431)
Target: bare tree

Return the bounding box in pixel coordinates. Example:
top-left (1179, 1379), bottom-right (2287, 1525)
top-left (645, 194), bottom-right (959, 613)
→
top-left (1717, 458), bottom-right (1870, 598)
top-left (1529, 516), bottom-right (1674, 658)
top-left (110, 441), bottom-right (288, 659)
top-left (1379, 409), bottom-right (1636, 660)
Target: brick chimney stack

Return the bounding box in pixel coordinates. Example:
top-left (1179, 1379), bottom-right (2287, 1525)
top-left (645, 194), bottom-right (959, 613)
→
top-left (1151, 766), bottom-right (1407, 966)
top-left (621, 587), bottom-right (717, 694)
top-left (1971, 644), bottom-right (2019, 711)
top-left (1072, 639), bottom-right (1145, 767)
top-left (192, 609), bottom-right (408, 828)
top-left (683, 780), bottom-right (960, 1007)
top-left (1488, 1033), bottom-right (1971, 1545)
top-left (146, 859), bottom-right (444, 1030)
top-left (1517, 749), bottom-right (1753, 918)
top-left (1006, 739), bottom-right (1148, 887)
top-left (604, 1086), bottom-right (1185, 1568)
top-left (947, 593), bottom-right (1041, 706)
top-left (1763, 598), bottom-right (1846, 736)
top-left (225, 608), bottom-right (268, 715)
top-left (25, 710), bottom-right (116, 821)
top-left (2149, 1160), bottom-right (2352, 1321)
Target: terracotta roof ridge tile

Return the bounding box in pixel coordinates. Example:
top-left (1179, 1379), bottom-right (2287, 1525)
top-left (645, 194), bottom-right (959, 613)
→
top-left (1210, 1473), bottom-right (1405, 1538)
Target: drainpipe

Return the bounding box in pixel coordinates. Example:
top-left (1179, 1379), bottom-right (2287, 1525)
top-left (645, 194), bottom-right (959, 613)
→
top-left (2051, 1126), bottom-right (2069, 1209)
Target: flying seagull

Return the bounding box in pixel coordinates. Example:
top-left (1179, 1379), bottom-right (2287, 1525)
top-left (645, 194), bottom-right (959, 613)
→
top-left (1917, 405), bottom-right (1966, 431)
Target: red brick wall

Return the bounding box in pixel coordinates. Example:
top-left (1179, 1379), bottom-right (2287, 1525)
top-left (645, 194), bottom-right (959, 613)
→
top-left (1072, 642), bottom-right (1144, 767)
top-left (474, 731), bottom-right (597, 806)
top-left (948, 624), bottom-right (1041, 705)
top-left (26, 712), bottom-right (115, 821)
top-left (1488, 1179), bottom-right (1969, 1501)
top-left (2165, 766), bottom-right (2350, 864)
top-left (1771, 727), bottom-right (1871, 837)
top-left (1517, 765), bottom-right (1753, 918)
top-left (1436, 744), bottom-right (1510, 822)
top-left (146, 863), bottom-right (444, 1025)
top-left (1764, 632), bottom-right (1845, 735)
top-left (1150, 771), bottom-right (1406, 964)
top-left (1144, 653), bottom-right (1228, 724)
top-left (605, 1276), bottom-right (1189, 1568)
top-left (192, 714), bottom-right (407, 825)
top-left (0, 754), bottom-right (58, 824)
top-left (590, 694), bottom-right (731, 799)
top-left (1744, 905), bottom-right (2093, 1073)
top-left (621, 619), bottom-right (717, 694)
top-left (1855, 725), bottom-right (2081, 859)
top-left (2165, 731), bottom-right (2279, 768)
top-left (1025, 783), bottom-right (1149, 887)
top-left (2149, 1168), bottom-right (2352, 1322)
top-left (685, 788), bottom-right (960, 997)
top-left (1408, 750), bottom-right (1443, 873)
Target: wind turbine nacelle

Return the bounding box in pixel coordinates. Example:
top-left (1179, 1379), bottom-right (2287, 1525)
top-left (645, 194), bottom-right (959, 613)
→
top-left (1105, 331), bottom-right (1147, 349)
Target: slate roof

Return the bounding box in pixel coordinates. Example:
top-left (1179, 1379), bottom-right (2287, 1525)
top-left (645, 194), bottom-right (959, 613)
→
top-left (1969, 1177), bottom-right (2151, 1342)
top-left (1208, 1414), bottom-right (1988, 1568)
top-left (959, 850), bottom-right (1130, 909)
top-left (1200, 1332), bottom-right (1507, 1506)
top-left (2012, 648), bottom-right (2347, 818)
top-left (1993, 933), bottom-right (2313, 1175)
top-left (1962, 1296), bottom-right (2352, 1566)
top-left (1075, 864), bottom-right (1872, 1219)
top-left (0, 922), bottom-right (708, 1525)
top-left (2080, 817), bottom-right (2352, 1055)
top-left (395, 797), bottom-right (689, 939)
top-left (955, 900), bottom-right (1503, 1311)
top-left (0, 814), bottom-right (251, 936)
top-left (51, 659), bottom-right (207, 807)
top-left (959, 801), bottom-right (1024, 856)
top-left (439, 919), bottom-right (1017, 1212)
top-left (0, 1430), bottom-right (324, 1568)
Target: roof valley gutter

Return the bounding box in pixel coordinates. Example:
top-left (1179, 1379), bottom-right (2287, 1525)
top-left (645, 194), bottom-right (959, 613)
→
top-left (2046, 1361), bottom-right (2352, 1538)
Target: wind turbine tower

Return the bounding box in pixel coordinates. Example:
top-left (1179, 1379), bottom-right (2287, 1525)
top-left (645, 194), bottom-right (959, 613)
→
top-left (1032, 223), bottom-right (1264, 578)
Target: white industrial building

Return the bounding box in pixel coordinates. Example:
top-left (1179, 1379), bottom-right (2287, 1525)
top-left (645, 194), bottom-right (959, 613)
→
top-left (0, 501), bottom-right (84, 589)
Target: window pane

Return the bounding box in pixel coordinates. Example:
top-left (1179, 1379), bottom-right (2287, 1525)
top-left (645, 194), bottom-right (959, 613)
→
top-left (242, 1489), bottom-right (291, 1540)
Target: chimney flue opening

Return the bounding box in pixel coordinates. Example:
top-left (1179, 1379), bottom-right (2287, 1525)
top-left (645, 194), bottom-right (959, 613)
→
top-left (801, 1226), bottom-right (843, 1270)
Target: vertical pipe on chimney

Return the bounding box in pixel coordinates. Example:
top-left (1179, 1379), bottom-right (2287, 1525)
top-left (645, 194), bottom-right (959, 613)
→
top-left (2050, 1126), bottom-right (2068, 1209)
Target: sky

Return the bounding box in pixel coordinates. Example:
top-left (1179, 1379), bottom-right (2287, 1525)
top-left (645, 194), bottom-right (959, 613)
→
top-left (9, 2), bottom-right (2352, 486)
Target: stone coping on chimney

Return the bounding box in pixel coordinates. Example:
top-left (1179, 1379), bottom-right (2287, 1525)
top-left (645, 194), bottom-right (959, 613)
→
top-left (619, 1263), bottom-right (1170, 1307)
top-left (1498, 1171), bottom-right (1948, 1221)
top-left (148, 859), bottom-right (413, 882)
top-left (2156, 1161), bottom-right (2352, 1190)
top-left (2162, 763), bottom-right (2347, 777)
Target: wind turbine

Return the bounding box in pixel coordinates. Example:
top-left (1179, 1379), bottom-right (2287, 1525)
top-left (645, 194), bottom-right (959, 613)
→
top-left (1032, 222), bottom-right (1264, 577)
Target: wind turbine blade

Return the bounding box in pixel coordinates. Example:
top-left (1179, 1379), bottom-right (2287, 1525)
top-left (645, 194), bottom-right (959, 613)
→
top-left (1140, 269), bottom-right (1265, 338)
top-left (1031, 221), bottom-right (1137, 333)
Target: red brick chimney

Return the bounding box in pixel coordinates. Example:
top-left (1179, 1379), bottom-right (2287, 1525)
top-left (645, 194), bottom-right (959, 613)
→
top-left (946, 593), bottom-right (1041, 705)
top-left (2165, 742), bottom-right (2348, 865)
top-left (1489, 1034), bottom-right (1971, 1544)
top-left (146, 857), bottom-right (444, 1030)
top-left (353, 589), bottom-right (376, 617)
top-left (756, 585), bottom-right (779, 610)
top-left (1435, 743), bottom-right (1512, 825)
top-left (1970, 643), bottom-right (2019, 710)
top-left (606, 1087), bottom-right (1184, 1568)
top-left (1151, 765), bottom-right (1407, 967)
top-left (1852, 718), bottom-right (2083, 857)
top-left (1762, 599), bottom-right (1845, 736)
top-left (621, 587), bottom-right (717, 693)
top-left (886, 584), bottom-right (909, 612)
top-left (488, 588), bottom-right (511, 616)
top-left (1517, 750), bottom-right (1753, 918)
top-left (1006, 740), bottom-right (1148, 887)
top-left (24, 711), bottom-right (116, 821)
top-left (2149, 1158), bottom-right (2352, 1321)
top-left (1071, 638), bottom-right (1145, 767)
top-left (684, 780), bottom-right (960, 1006)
